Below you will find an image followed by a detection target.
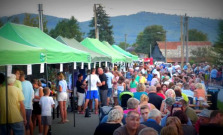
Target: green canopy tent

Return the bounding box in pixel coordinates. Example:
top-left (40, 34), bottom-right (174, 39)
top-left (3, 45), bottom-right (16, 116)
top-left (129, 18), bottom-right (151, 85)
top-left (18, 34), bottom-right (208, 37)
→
top-left (111, 44), bottom-right (139, 61)
top-left (81, 38), bottom-right (130, 63)
top-left (56, 36), bottom-right (112, 63)
top-left (0, 36), bottom-right (46, 65)
top-left (0, 23), bottom-right (91, 64)
top-left (102, 41), bottom-right (133, 62)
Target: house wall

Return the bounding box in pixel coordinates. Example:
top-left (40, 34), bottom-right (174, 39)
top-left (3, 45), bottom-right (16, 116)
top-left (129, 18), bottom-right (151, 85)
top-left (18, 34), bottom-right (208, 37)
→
top-left (159, 45), bottom-right (210, 58)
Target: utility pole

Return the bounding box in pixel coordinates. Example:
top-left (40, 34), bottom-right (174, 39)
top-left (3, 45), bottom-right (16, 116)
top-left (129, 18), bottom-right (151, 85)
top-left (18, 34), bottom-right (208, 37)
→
top-left (165, 31), bottom-right (167, 62)
top-left (38, 4), bottom-right (43, 31)
top-left (180, 16), bottom-right (184, 68)
top-left (125, 34), bottom-right (127, 50)
top-left (185, 14), bottom-right (189, 63)
top-left (94, 4), bottom-right (99, 39)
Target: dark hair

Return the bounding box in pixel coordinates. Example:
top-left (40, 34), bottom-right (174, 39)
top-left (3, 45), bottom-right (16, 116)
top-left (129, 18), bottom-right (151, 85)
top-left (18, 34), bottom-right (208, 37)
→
top-left (0, 73), bottom-right (5, 84)
top-left (161, 84), bottom-right (167, 89)
top-left (210, 110), bottom-right (223, 119)
top-left (91, 68), bottom-right (96, 74)
top-left (131, 75), bottom-right (135, 82)
top-left (173, 110), bottom-right (188, 124)
top-left (170, 103), bottom-right (183, 116)
top-left (118, 76), bottom-right (125, 84)
top-left (168, 82), bottom-right (174, 89)
top-left (12, 68), bottom-right (21, 74)
top-left (78, 74), bottom-right (83, 78)
top-left (174, 89), bottom-right (182, 97)
top-left (31, 79), bottom-right (42, 87)
top-left (156, 87), bottom-right (162, 93)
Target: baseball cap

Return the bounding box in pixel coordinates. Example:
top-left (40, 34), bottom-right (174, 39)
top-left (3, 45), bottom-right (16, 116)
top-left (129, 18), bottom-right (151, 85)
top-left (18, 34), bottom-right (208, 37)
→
top-left (198, 109), bottom-right (211, 118)
top-left (165, 97), bottom-right (175, 106)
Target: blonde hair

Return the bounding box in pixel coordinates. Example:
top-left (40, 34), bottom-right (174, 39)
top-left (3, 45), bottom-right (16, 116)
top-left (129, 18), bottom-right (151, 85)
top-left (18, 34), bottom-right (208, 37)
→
top-left (140, 94), bottom-right (149, 103)
top-left (174, 86), bottom-right (182, 92)
top-left (165, 89), bottom-right (176, 99)
top-left (195, 83), bottom-right (204, 89)
top-left (166, 117), bottom-right (183, 135)
top-left (136, 83), bottom-right (146, 92)
top-left (161, 126), bottom-right (178, 135)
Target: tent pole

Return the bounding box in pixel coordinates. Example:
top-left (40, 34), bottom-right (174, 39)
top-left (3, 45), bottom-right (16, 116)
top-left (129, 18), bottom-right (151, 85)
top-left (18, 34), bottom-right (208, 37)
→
top-left (72, 62), bottom-right (76, 127)
top-left (5, 65), bottom-right (9, 134)
top-left (45, 63), bottom-right (48, 87)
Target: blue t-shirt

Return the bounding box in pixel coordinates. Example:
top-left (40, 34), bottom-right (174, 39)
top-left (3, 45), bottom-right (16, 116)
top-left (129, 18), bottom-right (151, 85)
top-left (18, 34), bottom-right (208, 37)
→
top-left (211, 69), bottom-right (218, 78)
top-left (59, 80), bottom-right (67, 92)
top-left (147, 74), bottom-right (153, 82)
top-left (22, 80), bottom-right (34, 109)
top-left (134, 92), bottom-right (148, 101)
top-left (105, 72), bottom-right (114, 89)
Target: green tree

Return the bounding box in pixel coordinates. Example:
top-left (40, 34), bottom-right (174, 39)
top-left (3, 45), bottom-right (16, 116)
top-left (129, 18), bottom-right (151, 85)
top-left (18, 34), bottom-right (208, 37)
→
top-left (118, 42), bottom-right (130, 50)
top-left (212, 20), bottom-right (223, 64)
top-left (188, 29), bottom-right (208, 41)
top-left (23, 13), bottom-right (48, 33)
top-left (135, 25), bottom-right (165, 56)
top-left (88, 5), bottom-right (114, 44)
top-left (0, 20), bottom-right (3, 28)
top-left (11, 16), bottom-right (20, 24)
top-left (49, 16), bottom-right (83, 41)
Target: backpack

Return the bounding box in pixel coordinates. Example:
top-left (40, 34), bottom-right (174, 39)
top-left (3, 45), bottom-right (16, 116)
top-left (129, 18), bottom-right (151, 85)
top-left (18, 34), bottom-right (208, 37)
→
top-left (99, 106), bottom-right (113, 122)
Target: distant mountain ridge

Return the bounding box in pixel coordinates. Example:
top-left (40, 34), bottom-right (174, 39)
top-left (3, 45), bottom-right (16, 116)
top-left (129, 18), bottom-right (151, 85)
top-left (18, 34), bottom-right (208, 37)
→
top-left (0, 12), bottom-right (220, 44)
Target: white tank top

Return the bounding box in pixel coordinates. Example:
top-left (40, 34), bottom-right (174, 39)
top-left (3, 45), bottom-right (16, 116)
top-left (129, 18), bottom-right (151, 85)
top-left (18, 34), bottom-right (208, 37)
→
top-left (117, 83), bottom-right (124, 91)
top-left (33, 87), bottom-right (42, 102)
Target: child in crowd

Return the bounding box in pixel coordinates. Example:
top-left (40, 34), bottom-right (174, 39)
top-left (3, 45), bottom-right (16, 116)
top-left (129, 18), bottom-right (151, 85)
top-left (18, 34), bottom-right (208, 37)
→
top-left (39, 87), bottom-right (55, 135)
top-left (129, 75), bottom-right (138, 93)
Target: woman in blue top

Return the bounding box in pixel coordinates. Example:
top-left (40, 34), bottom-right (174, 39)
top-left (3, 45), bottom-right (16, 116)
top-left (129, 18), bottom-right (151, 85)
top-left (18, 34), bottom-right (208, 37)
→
top-left (133, 83), bottom-right (148, 101)
top-left (57, 72), bottom-right (68, 124)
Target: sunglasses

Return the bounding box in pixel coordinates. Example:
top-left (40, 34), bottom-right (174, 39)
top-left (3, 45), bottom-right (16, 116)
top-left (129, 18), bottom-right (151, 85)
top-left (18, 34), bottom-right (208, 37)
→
top-left (173, 104), bottom-right (182, 108)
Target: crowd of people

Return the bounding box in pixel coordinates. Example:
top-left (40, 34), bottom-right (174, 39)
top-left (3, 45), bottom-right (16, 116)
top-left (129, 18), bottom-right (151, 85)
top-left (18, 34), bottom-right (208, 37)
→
top-left (0, 69), bottom-right (69, 135)
top-left (0, 61), bottom-right (223, 135)
top-left (79, 62), bottom-right (223, 135)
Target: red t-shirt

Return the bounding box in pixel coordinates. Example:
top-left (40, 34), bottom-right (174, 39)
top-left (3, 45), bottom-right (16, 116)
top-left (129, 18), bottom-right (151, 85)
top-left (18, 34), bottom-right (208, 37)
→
top-left (157, 93), bottom-right (165, 99)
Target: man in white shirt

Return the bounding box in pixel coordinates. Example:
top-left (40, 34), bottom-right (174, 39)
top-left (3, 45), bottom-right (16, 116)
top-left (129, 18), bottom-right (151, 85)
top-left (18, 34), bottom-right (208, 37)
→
top-left (83, 68), bottom-right (102, 114)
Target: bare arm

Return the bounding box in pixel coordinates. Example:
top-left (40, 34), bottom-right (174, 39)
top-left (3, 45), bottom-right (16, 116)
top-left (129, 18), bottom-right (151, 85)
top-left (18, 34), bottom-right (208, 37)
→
top-left (19, 101), bottom-right (27, 125)
top-left (101, 81), bottom-right (106, 86)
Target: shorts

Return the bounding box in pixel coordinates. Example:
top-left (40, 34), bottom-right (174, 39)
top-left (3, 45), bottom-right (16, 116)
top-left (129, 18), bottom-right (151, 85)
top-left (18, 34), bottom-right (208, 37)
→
top-left (107, 88), bottom-right (112, 97)
top-left (0, 121), bottom-right (24, 135)
top-left (41, 116), bottom-right (52, 125)
top-left (25, 109), bottom-right (32, 130)
top-left (58, 92), bottom-right (68, 101)
top-left (33, 102), bottom-right (41, 115)
top-left (85, 91), bottom-right (98, 100)
top-left (77, 92), bottom-right (85, 106)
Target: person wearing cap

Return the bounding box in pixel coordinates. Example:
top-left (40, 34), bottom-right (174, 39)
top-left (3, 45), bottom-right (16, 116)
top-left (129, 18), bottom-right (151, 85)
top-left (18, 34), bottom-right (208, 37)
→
top-left (194, 109), bottom-right (211, 133)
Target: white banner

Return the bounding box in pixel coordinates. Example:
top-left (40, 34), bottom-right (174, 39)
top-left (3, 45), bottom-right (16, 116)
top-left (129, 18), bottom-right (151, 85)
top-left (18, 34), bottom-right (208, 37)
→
top-left (81, 62), bottom-right (84, 69)
top-left (27, 64), bottom-right (32, 75)
top-left (112, 63), bottom-right (114, 68)
top-left (94, 62), bottom-right (96, 68)
top-left (60, 63), bottom-right (63, 72)
top-left (73, 62), bottom-right (76, 69)
top-left (105, 61), bottom-right (107, 67)
top-left (40, 63), bottom-right (44, 73)
top-left (88, 63), bottom-right (91, 69)
top-left (99, 62), bottom-right (101, 67)
top-left (7, 65), bottom-right (12, 76)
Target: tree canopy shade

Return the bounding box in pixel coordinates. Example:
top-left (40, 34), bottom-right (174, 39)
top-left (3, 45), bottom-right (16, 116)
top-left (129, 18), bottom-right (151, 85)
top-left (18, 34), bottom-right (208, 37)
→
top-left (81, 38), bottom-right (129, 63)
top-left (112, 45), bottom-right (139, 61)
top-left (188, 29), bottom-right (208, 41)
top-left (0, 36), bottom-right (47, 65)
top-left (0, 23), bottom-right (91, 64)
top-left (56, 36), bottom-right (112, 63)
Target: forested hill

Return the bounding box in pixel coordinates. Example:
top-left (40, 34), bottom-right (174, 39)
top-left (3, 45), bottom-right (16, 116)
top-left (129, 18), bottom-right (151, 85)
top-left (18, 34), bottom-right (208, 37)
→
top-left (1, 12), bottom-right (220, 44)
